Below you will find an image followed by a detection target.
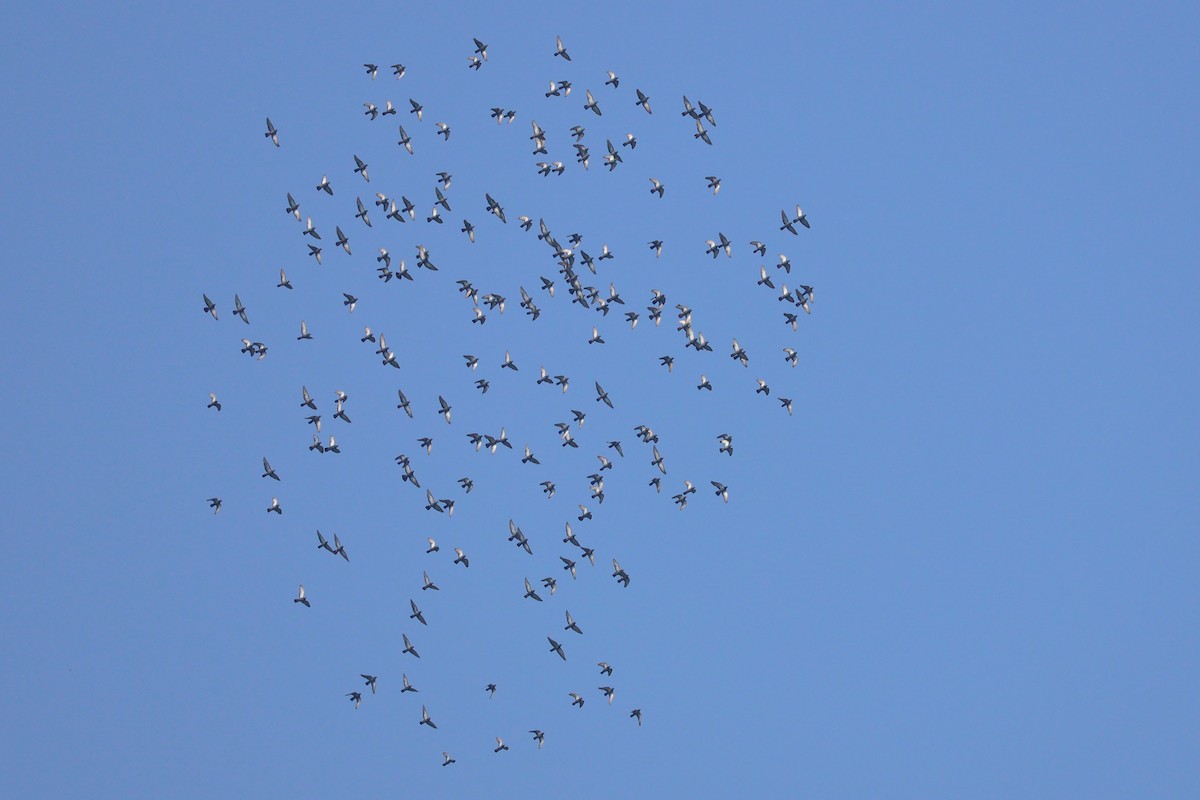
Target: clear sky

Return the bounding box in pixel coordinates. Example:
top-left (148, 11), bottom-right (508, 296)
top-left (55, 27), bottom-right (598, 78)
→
top-left (2, 1), bottom-right (1198, 797)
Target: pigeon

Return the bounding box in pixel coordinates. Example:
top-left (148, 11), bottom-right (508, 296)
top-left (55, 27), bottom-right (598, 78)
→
top-left (401, 674), bottom-right (417, 692)
top-left (404, 634), bottom-right (421, 659)
top-left (277, 268), bottom-right (293, 289)
top-left (524, 578), bottom-right (543, 602)
top-left (441, 752), bottom-right (455, 766)
top-left (353, 155), bottom-right (370, 182)
top-left (756, 379), bottom-right (771, 395)
top-left (422, 570), bottom-right (439, 591)
top-left (530, 730), bottom-right (545, 749)
top-left (347, 692), bottom-right (362, 709)
top-left (486, 684), bottom-right (497, 698)
top-left (549, 638), bottom-right (567, 661)
top-left (472, 37), bottom-right (488, 60)
top-left (232, 294), bottom-right (249, 324)
top-left (598, 662), bottom-right (613, 676)
top-left (425, 538), bottom-right (439, 554)
top-left (293, 584), bottom-right (309, 606)
top-left (648, 178), bottom-right (664, 198)
top-left (583, 89), bottom-right (602, 116)
top-left (261, 457), bottom-right (280, 481)
top-left (793, 205), bottom-right (811, 228)
top-left (595, 382), bottom-right (613, 408)
top-left (453, 548), bottom-right (470, 568)
top-left (599, 686), bottom-right (615, 704)
top-left (435, 122), bottom-right (451, 140)
top-left (605, 70), bottom-right (620, 88)
top-left (285, 193), bottom-right (300, 220)
top-left (264, 118), bottom-right (279, 147)
top-left (630, 708), bottom-right (643, 726)
top-left (410, 599), bottom-right (427, 626)
top-left (635, 89), bottom-right (652, 113)
top-left (408, 98), bottom-right (423, 120)
top-left (694, 120), bottom-right (712, 145)
top-left (564, 610), bottom-right (583, 635)
top-left (206, 392), bottom-right (222, 411)
top-left (569, 692), bottom-right (585, 707)
top-left (316, 174), bottom-right (333, 195)
top-left (361, 674), bottom-right (377, 694)
top-left (494, 737), bottom-right (509, 753)
top-left (612, 559), bottom-right (630, 587)
top-left (706, 176), bottom-right (722, 195)
top-left (206, 497), bottom-right (222, 514)
top-left (267, 497), bottom-right (282, 514)
top-left (419, 704), bottom-right (436, 727)
top-left (554, 35), bottom-right (571, 60)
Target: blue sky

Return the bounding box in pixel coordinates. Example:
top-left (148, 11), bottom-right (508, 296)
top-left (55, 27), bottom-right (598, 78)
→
top-left (2, 1), bottom-right (1198, 797)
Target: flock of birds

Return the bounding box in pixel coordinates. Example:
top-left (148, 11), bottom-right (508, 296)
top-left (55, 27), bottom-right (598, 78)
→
top-left (203, 33), bottom-right (814, 767)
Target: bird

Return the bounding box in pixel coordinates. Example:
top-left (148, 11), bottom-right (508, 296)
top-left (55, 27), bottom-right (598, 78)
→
top-left (267, 497), bottom-right (282, 514)
top-left (623, 132), bottom-right (637, 149)
top-left (437, 395), bottom-right (452, 424)
top-left (605, 70), bottom-right (620, 88)
top-left (780, 397), bottom-right (794, 415)
top-left (397, 125), bottom-right (413, 154)
top-left (425, 537), bottom-right (439, 554)
top-left (648, 178), bottom-right (664, 198)
top-left (453, 547), bottom-right (470, 568)
top-left (612, 559), bottom-right (630, 587)
top-left (232, 294), bottom-right (249, 324)
top-left (564, 610), bottom-right (583, 635)
top-left (569, 692), bottom-right (585, 707)
top-left (706, 176), bottom-right (722, 195)
top-left (583, 89), bottom-right (602, 116)
top-left (784, 347), bottom-right (799, 367)
top-left (293, 584), bottom-right (310, 607)
top-left (410, 599), bottom-right (427, 626)
top-left (206, 392), bottom-right (221, 412)
top-left (524, 578), bottom-right (543, 602)
top-left (541, 481), bottom-right (556, 498)
top-left (494, 737), bottom-right (510, 753)
top-left (363, 63), bottom-right (378, 79)
top-left (422, 570), bottom-right (439, 591)
top-left (793, 205), bottom-right (811, 228)
top-left (599, 686), bottom-right (615, 704)
top-left (549, 638), bottom-right (567, 661)
top-left (630, 708), bottom-right (643, 726)
top-left (401, 674), bottom-right (417, 693)
top-left (206, 497), bottom-right (221, 514)
top-left (361, 674), bottom-right (377, 694)
top-left (598, 662), bottom-right (613, 676)
top-left (530, 730), bottom-right (545, 749)
top-left (434, 121), bottom-right (451, 140)
top-left (595, 382), bottom-right (613, 408)
top-left (264, 117), bottom-right (279, 147)
top-left (261, 457), bottom-right (280, 481)
top-left (403, 634), bottom-right (421, 659)
top-left (441, 752), bottom-right (455, 766)
top-left (712, 481), bottom-right (730, 503)
top-left (697, 374), bottom-right (713, 391)
top-left (408, 98), bottom-right (423, 120)
top-left (756, 379), bottom-right (771, 395)
top-left (316, 174), bottom-right (333, 195)
top-left (419, 704), bottom-right (436, 727)
top-left (296, 320), bottom-right (312, 341)
top-left (472, 37), bottom-right (488, 60)
top-left (347, 691), bottom-right (362, 709)
top-left (353, 155), bottom-right (369, 182)
top-left (635, 89), bottom-right (652, 113)
top-left (486, 684), bottom-right (497, 698)
top-left (277, 268), bottom-right (293, 289)
top-left (694, 120), bottom-right (712, 145)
